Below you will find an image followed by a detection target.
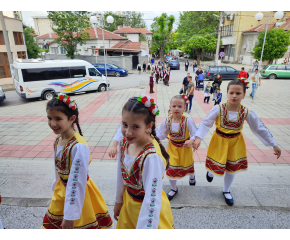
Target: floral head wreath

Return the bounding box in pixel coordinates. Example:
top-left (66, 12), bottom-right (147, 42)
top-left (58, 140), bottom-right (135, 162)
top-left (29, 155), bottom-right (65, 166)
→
top-left (238, 78), bottom-right (250, 89)
top-left (137, 94), bottom-right (159, 116)
top-left (181, 94), bottom-right (189, 105)
top-left (57, 93), bottom-right (78, 110)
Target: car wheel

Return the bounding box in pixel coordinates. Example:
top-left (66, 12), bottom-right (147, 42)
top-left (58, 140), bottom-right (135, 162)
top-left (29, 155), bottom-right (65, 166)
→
top-left (269, 74), bottom-right (276, 79)
top-left (178, 67), bottom-right (180, 70)
top-left (43, 91), bottom-right (54, 100)
top-left (98, 84), bottom-right (107, 92)
top-left (114, 72), bottom-right (120, 77)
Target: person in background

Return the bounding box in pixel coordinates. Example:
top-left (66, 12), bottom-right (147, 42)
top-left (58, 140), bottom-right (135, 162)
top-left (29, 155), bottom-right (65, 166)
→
top-left (284, 58), bottom-right (288, 65)
top-left (186, 76), bottom-right (195, 114)
top-left (204, 82), bottom-right (212, 104)
top-left (149, 72), bottom-right (155, 93)
top-left (214, 89), bottom-right (222, 106)
top-left (252, 60), bottom-right (259, 72)
top-left (195, 67), bottom-right (203, 87)
top-left (147, 61), bottom-right (151, 74)
top-left (137, 62), bottom-right (142, 75)
top-left (143, 61), bottom-right (146, 73)
top-left (250, 68), bottom-right (261, 100)
top-left (192, 60), bottom-right (197, 73)
top-left (212, 74), bottom-right (222, 100)
top-left (238, 67), bottom-right (248, 79)
top-left (185, 60), bottom-right (189, 72)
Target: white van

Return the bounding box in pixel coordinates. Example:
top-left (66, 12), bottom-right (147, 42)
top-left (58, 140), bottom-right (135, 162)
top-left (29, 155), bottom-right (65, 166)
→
top-left (12, 59), bottom-right (109, 100)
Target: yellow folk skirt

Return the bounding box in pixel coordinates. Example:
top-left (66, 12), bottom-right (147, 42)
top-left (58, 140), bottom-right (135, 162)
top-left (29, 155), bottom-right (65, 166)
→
top-left (116, 187), bottom-right (174, 229)
top-left (206, 131), bottom-right (248, 176)
top-left (166, 140), bottom-right (195, 179)
top-left (42, 178), bottom-right (113, 229)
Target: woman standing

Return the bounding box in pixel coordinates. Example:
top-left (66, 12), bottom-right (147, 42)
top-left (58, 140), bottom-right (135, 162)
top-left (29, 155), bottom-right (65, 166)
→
top-left (192, 60), bottom-right (197, 73)
top-left (185, 60), bottom-right (189, 72)
top-left (212, 74), bottom-right (222, 100)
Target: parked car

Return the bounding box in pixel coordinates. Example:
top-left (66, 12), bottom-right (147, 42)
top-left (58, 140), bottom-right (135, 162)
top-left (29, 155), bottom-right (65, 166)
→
top-left (260, 64), bottom-right (290, 79)
top-left (0, 86), bottom-right (6, 102)
top-left (204, 66), bottom-right (239, 80)
top-left (184, 54), bottom-right (191, 58)
top-left (165, 56), bottom-right (173, 63)
top-left (92, 63), bottom-right (128, 77)
top-left (168, 60), bottom-right (180, 70)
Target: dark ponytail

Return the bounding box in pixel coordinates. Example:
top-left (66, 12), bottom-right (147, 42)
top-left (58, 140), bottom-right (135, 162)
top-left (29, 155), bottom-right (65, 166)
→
top-left (47, 97), bottom-right (83, 136)
top-left (123, 97), bottom-right (170, 168)
top-left (151, 121), bottom-right (170, 170)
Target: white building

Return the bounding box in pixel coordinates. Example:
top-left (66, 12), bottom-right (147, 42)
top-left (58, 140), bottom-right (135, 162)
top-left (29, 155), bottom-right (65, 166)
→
top-left (240, 17), bottom-right (290, 66)
top-left (113, 26), bottom-right (153, 45)
top-left (32, 16), bottom-right (54, 36)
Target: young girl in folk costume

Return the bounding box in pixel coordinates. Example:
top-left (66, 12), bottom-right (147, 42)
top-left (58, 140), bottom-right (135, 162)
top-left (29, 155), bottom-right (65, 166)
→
top-left (137, 62), bottom-right (142, 75)
top-left (157, 95), bottom-right (198, 201)
top-left (147, 61), bottom-right (151, 74)
top-left (155, 67), bottom-right (160, 84)
top-left (43, 94), bottom-right (113, 229)
top-left (149, 72), bottom-right (155, 93)
top-left (193, 79), bottom-right (281, 206)
top-left (163, 69), bottom-right (170, 86)
top-left (114, 95), bottom-right (174, 229)
top-left (143, 61), bottom-right (146, 73)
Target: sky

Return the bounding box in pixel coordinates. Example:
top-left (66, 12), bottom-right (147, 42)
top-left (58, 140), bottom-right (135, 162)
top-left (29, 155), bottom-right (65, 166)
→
top-left (21, 11), bottom-right (181, 31)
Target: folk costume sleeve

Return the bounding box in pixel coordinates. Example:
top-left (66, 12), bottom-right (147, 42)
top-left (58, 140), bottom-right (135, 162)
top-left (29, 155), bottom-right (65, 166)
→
top-left (116, 144), bottom-right (125, 203)
top-left (246, 110), bottom-right (277, 147)
top-left (187, 117), bottom-right (198, 140)
top-left (63, 143), bottom-right (89, 221)
top-left (195, 105), bottom-right (220, 140)
top-left (51, 150), bottom-right (60, 191)
top-left (113, 124), bottom-right (123, 143)
top-left (156, 119), bottom-right (169, 140)
top-left (136, 154), bottom-right (165, 229)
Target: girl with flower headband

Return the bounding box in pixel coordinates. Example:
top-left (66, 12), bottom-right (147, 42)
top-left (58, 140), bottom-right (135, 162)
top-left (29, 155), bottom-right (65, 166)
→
top-left (156, 94), bottom-right (198, 201)
top-left (43, 94), bottom-right (113, 229)
top-left (193, 79), bottom-right (281, 206)
top-left (114, 94), bottom-right (174, 229)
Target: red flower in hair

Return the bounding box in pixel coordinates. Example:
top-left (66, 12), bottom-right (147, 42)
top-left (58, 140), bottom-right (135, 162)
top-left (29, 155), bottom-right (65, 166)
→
top-left (148, 104), bottom-right (155, 113)
top-left (71, 106), bottom-right (76, 110)
top-left (66, 98), bottom-right (71, 105)
top-left (141, 96), bottom-right (148, 104)
top-left (58, 95), bottom-right (64, 101)
top-left (150, 98), bottom-right (154, 104)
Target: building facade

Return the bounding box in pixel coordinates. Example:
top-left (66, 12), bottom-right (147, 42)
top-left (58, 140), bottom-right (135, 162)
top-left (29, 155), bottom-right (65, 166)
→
top-left (32, 16), bottom-right (54, 36)
top-left (113, 26), bottom-right (153, 45)
top-left (0, 15), bottom-right (27, 84)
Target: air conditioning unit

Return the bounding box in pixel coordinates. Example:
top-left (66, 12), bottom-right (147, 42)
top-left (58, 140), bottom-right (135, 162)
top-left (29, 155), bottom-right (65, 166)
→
top-left (84, 47), bottom-right (88, 51)
top-left (227, 14), bottom-right (233, 21)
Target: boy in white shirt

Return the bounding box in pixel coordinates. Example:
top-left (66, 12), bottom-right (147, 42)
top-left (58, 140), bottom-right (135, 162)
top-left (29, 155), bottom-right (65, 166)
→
top-left (250, 68), bottom-right (261, 99)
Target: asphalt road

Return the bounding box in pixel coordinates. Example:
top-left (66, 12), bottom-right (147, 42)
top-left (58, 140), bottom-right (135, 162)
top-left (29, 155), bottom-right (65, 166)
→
top-left (0, 69), bottom-right (283, 107)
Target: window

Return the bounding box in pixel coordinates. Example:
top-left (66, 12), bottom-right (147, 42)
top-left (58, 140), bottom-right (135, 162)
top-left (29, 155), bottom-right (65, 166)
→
top-left (227, 67), bottom-right (236, 72)
top-left (69, 66), bottom-right (86, 78)
top-left (209, 67), bottom-right (218, 73)
top-left (286, 66), bottom-right (290, 70)
top-left (13, 67), bottom-right (19, 81)
top-left (0, 31), bottom-right (5, 45)
top-left (0, 53), bottom-right (11, 78)
top-left (50, 47), bottom-right (59, 54)
top-left (89, 68), bottom-right (101, 76)
top-left (269, 66), bottom-right (277, 70)
top-left (22, 67), bottom-right (70, 82)
top-left (230, 45), bottom-right (235, 58)
top-left (17, 52), bottom-right (27, 59)
top-left (276, 66), bottom-right (285, 70)
top-left (219, 67), bottom-right (227, 73)
top-left (13, 32), bottom-right (24, 45)
top-left (60, 47), bottom-right (67, 55)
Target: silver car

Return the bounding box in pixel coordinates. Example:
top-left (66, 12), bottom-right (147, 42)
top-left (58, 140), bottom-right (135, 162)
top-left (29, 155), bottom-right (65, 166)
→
top-left (0, 86), bottom-right (6, 103)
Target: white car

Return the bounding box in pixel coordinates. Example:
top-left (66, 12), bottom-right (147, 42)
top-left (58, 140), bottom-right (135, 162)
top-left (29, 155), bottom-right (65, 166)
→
top-left (0, 86), bottom-right (6, 103)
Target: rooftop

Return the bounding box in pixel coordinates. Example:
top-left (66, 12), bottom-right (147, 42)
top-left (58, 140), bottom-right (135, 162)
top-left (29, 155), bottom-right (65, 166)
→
top-left (113, 26), bottom-right (152, 34)
top-left (243, 17), bottom-right (290, 33)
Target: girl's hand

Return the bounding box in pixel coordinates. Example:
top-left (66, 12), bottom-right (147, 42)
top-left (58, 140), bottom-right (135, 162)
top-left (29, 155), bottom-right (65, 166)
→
top-left (193, 137), bottom-right (201, 150)
top-left (183, 139), bottom-right (194, 148)
top-left (60, 219), bottom-right (74, 229)
top-left (109, 146), bottom-right (118, 158)
top-left (273, 146), bottom-right (282, 159)
top-left (114, 202), bottom-right (123, 221)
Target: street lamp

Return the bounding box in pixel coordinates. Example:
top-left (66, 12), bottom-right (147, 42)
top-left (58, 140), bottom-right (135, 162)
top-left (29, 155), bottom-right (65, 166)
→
top-left (90, 13), bottom-right (114, 102)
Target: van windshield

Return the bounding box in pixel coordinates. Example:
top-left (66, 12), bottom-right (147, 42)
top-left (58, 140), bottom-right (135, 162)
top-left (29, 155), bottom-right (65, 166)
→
top-left (89, 68), bottom-right (101, 76)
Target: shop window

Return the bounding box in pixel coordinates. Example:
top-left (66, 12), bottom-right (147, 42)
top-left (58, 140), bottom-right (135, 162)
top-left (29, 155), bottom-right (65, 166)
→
top-left (17, 51), bottom-right (27, 59)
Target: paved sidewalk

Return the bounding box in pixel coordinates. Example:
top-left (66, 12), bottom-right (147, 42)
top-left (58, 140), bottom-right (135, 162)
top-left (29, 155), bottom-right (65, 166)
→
top-left (1, 79), bottom-right (290, 228)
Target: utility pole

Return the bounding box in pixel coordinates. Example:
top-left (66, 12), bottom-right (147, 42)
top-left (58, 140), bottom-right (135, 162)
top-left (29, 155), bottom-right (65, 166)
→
top-left (0, 11), bottom-right (13, 65)
top-left (215, 11), bottom-right (223, 65)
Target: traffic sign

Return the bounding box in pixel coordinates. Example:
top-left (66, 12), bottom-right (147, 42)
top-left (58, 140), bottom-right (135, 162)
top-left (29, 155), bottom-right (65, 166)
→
top-left (95, 48), bottom-right (98, 53)
top-left (219, 52), bottom-right (225, 57)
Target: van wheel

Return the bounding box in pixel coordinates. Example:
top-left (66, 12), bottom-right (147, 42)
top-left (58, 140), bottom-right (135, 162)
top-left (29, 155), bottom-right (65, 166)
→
top-left (43, 91), bottom-right (54, 100)
top-left (114, 72), bottom-right (120, 77)
top-left (98, 84), bottom-right (107, 92)
top-left (269, 74), bottom-right (276, 79)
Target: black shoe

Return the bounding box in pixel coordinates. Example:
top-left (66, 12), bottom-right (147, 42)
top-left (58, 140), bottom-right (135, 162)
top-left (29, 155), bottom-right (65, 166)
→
top-left (223, 192), bottom-right (234, 206)
top-left (206, 171), bottom-right (213, 182)
top-left (167, 188), bottom-right (178, 201)
top-left (189, 177), bottom-right (196, 186)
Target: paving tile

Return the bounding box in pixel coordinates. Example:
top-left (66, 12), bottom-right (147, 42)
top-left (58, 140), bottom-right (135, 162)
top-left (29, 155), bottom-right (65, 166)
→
top-left (93, 147), bottom-right (108, 153)
top-left (23, 151), bottom-right (40, 158)
top-left (91, 152), bottom-right (105, 159)
top-left (35, 152), bottom-right (53, 158)
top-left (9, 151), bottom-right (27, 158)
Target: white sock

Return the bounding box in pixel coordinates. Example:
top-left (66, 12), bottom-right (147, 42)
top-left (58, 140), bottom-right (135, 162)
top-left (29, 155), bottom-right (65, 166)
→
top-left (168, 180), bottom-right (177, 196)
top-left (223, 172), bottom-right (235, 199)
top-left (207, 171), bottom-right (214, 178)
top-left (189, 174), bottom-right (195, 183)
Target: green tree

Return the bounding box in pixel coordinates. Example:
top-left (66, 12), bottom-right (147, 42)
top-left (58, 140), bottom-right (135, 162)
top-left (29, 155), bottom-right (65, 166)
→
top-left (23, 26), bottom-right (41, 58)
top-left (103, 11), bottom-right (146, 32)
top-left (177, 11), bottom-right (219, 64)
top-left (139, 33), bottom-right (148, 42)
top-left (47, 11), bottom-right (91, 59)
top-left (252, 28), bottom-right (290, 64)
top-left (150, 13), bottom-right (175, 61)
